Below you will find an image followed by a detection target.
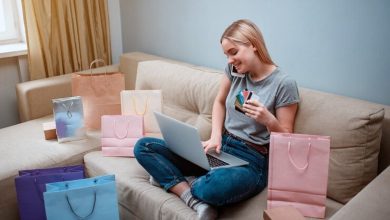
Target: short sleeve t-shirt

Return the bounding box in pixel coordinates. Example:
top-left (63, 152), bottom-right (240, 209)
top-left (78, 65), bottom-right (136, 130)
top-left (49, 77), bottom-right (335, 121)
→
top-left (224, 64), bottom-right (300, 145)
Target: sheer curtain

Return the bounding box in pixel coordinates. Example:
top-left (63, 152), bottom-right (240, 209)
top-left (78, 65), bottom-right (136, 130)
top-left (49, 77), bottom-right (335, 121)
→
top-left (22, 0), bottom-right (111, 80)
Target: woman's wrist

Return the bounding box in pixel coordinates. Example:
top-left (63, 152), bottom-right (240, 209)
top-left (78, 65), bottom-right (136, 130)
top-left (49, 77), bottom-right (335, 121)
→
top-left (265, 116), bottom-right (278, 132)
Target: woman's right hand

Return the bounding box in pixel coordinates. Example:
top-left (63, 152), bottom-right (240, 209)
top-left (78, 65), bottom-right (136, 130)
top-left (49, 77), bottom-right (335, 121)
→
top-left (202, 136), bottom-right (222, 154)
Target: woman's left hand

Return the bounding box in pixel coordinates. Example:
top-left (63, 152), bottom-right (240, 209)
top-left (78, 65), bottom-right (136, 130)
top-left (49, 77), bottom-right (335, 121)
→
top-left (243, 99), bottom-right (275, 126)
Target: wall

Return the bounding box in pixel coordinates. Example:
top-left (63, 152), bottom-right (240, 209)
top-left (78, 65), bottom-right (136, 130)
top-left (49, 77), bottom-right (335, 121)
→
top-left (120, 0), bottom-right (390, 105)
top-left (0, 56), bottom-right (27, 128)
top-left (108, 0), bottom-right (122, 64)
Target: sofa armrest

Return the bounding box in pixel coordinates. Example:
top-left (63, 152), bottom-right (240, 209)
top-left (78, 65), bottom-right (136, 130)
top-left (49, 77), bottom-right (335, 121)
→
top-left (329, 165), bottom-right (390, 220)
top-left (16, 74), bottom-right (72, 122)
top-left (16, 64), bottom-right (119, 122)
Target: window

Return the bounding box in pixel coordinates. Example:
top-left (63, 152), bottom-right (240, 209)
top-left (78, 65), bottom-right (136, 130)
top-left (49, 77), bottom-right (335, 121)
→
top-left (0, 0), bottom-right (24, 44)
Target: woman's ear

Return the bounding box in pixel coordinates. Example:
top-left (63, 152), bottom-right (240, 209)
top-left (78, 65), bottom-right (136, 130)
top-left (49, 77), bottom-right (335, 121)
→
top-left (251, 44), bottom-right (257, 52)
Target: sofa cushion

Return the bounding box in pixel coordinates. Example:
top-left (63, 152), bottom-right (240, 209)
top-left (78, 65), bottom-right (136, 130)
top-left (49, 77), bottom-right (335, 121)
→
top-left (295, 88), bottom-right (384, 203)
top-left (84, 151), bottom-right (343, 219)
top-left (136, 60), bottom-right (222, 141)
top-left (0, 115), bottom-right (101, 220)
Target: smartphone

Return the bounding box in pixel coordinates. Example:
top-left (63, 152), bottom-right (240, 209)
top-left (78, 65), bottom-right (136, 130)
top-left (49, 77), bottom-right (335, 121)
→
top-left (231, 65), bottom-right (244, 78)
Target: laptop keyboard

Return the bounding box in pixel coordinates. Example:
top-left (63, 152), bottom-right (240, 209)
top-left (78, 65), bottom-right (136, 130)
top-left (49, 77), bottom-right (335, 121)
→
top-left (206, 154), bottom-right (229, 167)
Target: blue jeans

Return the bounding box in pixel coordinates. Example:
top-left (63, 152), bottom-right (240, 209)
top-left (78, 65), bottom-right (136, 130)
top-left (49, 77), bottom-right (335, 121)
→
top-left (134, 134), bottom-right (268, 206)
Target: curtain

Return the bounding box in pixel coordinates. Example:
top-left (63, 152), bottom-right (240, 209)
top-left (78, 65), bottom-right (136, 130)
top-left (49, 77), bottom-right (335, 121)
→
top-left (22, 0), bottom-right (111, 80)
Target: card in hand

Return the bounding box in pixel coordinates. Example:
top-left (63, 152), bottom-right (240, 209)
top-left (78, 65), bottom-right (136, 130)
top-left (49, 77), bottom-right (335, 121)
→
top-left (234, 89), bottom-right (260, 114)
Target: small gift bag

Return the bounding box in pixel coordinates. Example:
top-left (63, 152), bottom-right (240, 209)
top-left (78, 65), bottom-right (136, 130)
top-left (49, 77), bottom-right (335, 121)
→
top-left (52, 96), bottom-right (86, 143)
top-left (267, 132), bottom-right (330, 218)
top-left (101, 115), bottom-right (144, 157)
top-left (44, 175), bottom-right (120, 220)
top-left (15, 165), bottom-right (84, 220)
top-left (121, 90), bottom-right (162, 134)
top-left (72, 59), bottom-right (125, 130)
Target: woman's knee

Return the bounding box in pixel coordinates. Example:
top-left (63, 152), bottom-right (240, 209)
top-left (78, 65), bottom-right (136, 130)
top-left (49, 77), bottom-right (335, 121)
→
top-left (133, 137), bottom-right (162, 157)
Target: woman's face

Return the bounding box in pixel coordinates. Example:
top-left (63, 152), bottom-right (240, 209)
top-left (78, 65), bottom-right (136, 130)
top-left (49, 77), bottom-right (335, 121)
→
top-left (221, 38), bottom-right (257, 74)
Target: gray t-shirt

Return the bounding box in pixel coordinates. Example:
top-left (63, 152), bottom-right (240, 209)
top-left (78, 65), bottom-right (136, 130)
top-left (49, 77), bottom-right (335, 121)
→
top-left (224, 64), bottom-right (300, 145)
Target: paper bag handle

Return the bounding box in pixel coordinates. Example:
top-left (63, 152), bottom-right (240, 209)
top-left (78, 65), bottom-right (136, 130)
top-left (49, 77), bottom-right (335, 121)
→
top-left (131, 95), bottom-right (149, 116)
top-left (114, 118), bottom-right (130, 139)
top-left (287, 140), bottom-right (311, 170)
top-left (61, 101), bottom-right (74, 119)
top-left (65, 182), bottom-right (97, 219)
top-left (89, 59), bottom-right (109, 91)
top-left (89, 59), bottom-right (107, 75)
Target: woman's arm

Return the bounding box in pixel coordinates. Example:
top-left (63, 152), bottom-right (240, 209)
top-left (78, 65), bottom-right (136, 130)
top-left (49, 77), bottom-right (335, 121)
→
top-left (243, 100), bottom-right (298, 133)
top-left (203, 75), bottom-right (231, 153)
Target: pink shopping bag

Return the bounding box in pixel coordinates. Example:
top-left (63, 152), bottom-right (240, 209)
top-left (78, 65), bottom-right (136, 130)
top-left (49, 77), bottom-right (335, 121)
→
top-left (267, 132), bottom-right (330, 218)
top-left (101, 115), bottom-right (144, 157)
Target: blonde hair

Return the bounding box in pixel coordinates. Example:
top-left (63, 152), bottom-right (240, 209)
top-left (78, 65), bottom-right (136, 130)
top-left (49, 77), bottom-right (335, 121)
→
top-left (220, 19), bottom-right (275, 65)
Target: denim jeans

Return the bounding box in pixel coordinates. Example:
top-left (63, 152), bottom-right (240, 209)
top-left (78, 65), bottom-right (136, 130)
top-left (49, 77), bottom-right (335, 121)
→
top-left (134, 134), bottom-right (268, 206)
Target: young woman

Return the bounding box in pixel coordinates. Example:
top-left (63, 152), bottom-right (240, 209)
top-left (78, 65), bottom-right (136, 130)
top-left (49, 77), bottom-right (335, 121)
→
top-left (134, 19), bottom-right (300, 220)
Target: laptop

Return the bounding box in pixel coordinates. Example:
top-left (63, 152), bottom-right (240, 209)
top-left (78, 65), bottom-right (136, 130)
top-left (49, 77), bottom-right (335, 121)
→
top-left (154, 111), bottom-right (249, 170)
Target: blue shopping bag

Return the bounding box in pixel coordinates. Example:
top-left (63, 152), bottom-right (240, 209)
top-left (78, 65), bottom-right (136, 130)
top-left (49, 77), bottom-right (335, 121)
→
top-left (15, 165), bottom-right (84, 220)
top-left (43, 174), bottom-right (119, 220)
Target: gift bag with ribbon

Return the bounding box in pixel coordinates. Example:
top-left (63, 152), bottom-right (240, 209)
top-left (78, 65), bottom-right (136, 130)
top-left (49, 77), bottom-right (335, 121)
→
top-left (267, 132), bottom-right (330, 218)
top-left (52, 96), bottom-right (86, 143)
top-left (72, 59), bottom-right (125, 130)
top-left (14, 165), bottom-right (84, 220)
top-left (101, 115), bottom-right (144, 157)
top-left (43, 175), bottom-right (119, 220)
top-left (120, 90), bottom-right (162, 133)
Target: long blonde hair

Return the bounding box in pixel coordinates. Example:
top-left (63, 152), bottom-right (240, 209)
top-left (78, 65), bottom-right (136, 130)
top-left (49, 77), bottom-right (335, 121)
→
top-left (220, 19), bottom-right (275, 65)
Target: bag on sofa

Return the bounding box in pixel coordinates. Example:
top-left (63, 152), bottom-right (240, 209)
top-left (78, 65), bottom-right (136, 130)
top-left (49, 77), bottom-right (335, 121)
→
top-left (101, 115), bottom-right (144, 157)
top-left (15, 165), bottom-right (84, 220)
top-left (52, 96), bottom-right (86, 143)
top-left (121, 90), bottom-right (162, 133)
top-left (72, 59), bottom-right (125, 130)
top-left (267, 132), bottom-right (330, 218)
top-left (43, 175), bottom-right (119, 220)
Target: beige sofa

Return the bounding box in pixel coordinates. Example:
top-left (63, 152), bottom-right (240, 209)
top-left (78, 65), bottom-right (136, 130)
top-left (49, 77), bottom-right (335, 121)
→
top-left (1, 52), bottom-right (389, 219)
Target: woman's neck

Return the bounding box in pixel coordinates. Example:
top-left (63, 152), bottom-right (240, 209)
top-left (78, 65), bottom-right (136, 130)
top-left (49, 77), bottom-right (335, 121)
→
top-left (249, 63), bottom-right (277, 82)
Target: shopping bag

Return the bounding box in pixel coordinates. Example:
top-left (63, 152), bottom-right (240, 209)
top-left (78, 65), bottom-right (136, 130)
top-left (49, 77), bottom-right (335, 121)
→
top-left (14, 165), bottom-right (84, 220)
top-left (44, 175), bottom-right (119, 220)
top-left (72, 59), bottom-right (125, 130)
top-left (101, 115), bottom-right (144, 157)
top-left (121, 90), bottom-right (162, 133)
top-left (52, 96), bottom-right (86, 143)
top-left (267, 132), bottom-right (330, 218)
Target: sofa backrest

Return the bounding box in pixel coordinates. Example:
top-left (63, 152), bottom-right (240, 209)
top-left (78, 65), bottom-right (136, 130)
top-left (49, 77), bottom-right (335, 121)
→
top-left (122, 52), bottom-right (390, 204)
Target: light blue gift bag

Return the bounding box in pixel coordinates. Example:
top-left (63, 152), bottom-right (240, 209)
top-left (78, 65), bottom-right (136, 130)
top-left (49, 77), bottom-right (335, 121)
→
top-left (43, 175), bottom-right (119, 220)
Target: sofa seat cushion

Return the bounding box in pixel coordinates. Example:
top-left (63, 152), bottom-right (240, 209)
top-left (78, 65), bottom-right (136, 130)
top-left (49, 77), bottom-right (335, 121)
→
top-left (84, 151), bottom-right (343, 219)
top-left (0, 115), bottom-right (101, 219)
top-left (295, 88), bottom-right (385, 203)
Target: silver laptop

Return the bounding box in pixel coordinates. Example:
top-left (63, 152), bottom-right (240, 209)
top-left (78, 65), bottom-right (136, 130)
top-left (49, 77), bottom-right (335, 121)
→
top-left (154, 111), bottom-right (249, 170)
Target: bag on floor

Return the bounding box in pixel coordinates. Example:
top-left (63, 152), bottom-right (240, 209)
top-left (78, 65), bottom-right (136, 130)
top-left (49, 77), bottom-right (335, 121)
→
top-left (72, 59), bottom-right (125, 130)
top-left (44, 175), bottom-right (119, 220)
top-left (15, 165), bottom-right (84, 220)
top-left (101, 114), bottom-right (144, 157)
top-left (52, 96), bottom-right (86, 143)
top-left (267, 132), bottom-right (330, 218)
top-left (120, 90), bottom-right (162, 133)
